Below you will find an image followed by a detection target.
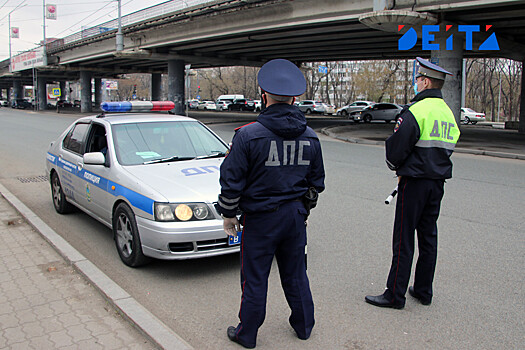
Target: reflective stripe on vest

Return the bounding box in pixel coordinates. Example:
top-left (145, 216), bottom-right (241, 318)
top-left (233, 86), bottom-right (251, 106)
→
top-left (409, 98), bottom-right (460, 150)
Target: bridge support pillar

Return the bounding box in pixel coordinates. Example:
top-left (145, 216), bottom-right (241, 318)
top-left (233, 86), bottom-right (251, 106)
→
top-left (168, 60), bottom-right (185, 115)
top-left (431, 29), bottom-right (463, 124)
top-left (519, 59), bottom-right (525, 134)
top-left (94, 78), bottom-right (102, 110)
top-left (151, 73), bottom-right (162, 101)
top-left (59, 81), bottom-right (66, 101)
top-left (80, 71), bottom-right (93, 113)
top-left (37, 76), bottom-right (47, 110)
top-left (13, 80), bottom-right (22, 100)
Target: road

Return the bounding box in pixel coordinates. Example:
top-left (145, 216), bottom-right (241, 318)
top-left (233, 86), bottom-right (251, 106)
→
top-left (0, 108), bottom-right (523, 349)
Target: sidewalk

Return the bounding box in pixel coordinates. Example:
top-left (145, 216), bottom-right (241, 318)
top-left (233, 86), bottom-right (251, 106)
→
top-left (322, 122), bottom-right (525, 160)
top-left (0, 183), bottom-right (193, 350)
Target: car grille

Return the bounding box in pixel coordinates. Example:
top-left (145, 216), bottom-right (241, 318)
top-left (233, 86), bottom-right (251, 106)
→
top-left (168, 238), bottom-right (230, 253)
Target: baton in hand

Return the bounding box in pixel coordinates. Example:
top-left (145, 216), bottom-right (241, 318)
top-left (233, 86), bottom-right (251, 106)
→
top-left (385, 186), bottom-right (398, 205)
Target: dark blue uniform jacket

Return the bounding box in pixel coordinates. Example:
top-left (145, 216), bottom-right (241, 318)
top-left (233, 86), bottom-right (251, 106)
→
top-left (216, 103), bottom-right (325, 218)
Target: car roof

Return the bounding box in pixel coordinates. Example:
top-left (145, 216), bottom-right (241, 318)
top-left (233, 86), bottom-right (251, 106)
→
top-left (76, 113), bottom-right (198, 125)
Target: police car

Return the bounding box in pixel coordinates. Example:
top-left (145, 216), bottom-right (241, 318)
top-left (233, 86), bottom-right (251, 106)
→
top-left (45, 101), bottom-right (239, 267)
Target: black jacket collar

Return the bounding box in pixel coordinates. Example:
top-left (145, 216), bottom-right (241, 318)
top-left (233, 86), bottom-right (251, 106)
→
top-left (411, 88), bottom-right (443, 103)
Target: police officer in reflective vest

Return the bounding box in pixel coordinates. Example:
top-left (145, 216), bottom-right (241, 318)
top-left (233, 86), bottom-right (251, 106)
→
top-left (216, 59), bottom-right (325, 348)
top-left (365, 57), bottom-right (460, 309)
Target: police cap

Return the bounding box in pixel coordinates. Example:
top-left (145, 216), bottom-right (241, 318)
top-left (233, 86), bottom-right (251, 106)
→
top-left (257, 59), bottom-right (306, 97)
top-left (415, 57), bottom-right (452, 80)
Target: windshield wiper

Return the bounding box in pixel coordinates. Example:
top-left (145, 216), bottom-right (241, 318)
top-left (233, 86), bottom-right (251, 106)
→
top-left (195, 152), bottom-right (227, 160)
top-left (144, 156), bottom-right (195, 164)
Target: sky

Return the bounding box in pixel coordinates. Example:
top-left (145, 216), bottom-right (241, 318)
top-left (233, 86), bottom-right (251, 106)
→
top-left (0, 0), bottom-right (177, 61)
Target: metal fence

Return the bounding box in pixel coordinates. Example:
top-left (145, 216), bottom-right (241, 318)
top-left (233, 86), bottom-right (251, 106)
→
top-left (52, 0), bottom-right (213, 47)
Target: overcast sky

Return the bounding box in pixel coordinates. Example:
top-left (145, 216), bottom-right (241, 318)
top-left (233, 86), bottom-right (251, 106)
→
top-left (0, 0), bottom-right (183, 61)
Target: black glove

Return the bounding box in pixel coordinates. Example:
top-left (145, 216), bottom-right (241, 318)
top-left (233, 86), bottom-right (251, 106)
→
top-left (302, 187), bottom-right (319, 217)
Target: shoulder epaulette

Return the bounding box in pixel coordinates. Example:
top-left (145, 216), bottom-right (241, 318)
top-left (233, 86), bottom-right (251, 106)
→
top-left (234, 122), bottom-right (256, 132)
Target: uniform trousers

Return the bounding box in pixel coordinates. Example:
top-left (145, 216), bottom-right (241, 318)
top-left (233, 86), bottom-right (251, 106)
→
top-left (384, 176), bottom-right (445, 305)
top-left (232, 201), bottom-right (314, 347)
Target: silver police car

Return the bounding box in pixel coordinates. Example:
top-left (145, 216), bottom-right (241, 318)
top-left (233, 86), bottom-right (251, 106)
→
top-left (45, 101), bottom-right (239, 267)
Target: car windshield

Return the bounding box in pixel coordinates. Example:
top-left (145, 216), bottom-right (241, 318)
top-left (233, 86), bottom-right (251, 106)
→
top-left (112, 121), bottom-right (228, 166)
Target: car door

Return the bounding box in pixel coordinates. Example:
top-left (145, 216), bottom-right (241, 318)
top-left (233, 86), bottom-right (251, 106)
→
top-left (384, 104), bottom-right (398, 121)
top-left (80, 123), bottom-right (112, 223)
top-left (59, 122), bottom-right (90, 208)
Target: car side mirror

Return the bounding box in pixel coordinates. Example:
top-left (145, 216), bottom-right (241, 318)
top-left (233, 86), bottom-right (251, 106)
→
top-left (84, 152), bottom-right (106, 165)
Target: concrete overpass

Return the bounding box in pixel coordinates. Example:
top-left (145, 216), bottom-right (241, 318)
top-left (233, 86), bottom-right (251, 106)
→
top-left (1, 0), bottom-right (524, 130)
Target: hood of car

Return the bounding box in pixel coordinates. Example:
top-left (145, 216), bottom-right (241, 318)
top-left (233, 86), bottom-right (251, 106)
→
top-left (123, 158), bottom-right (223, 203)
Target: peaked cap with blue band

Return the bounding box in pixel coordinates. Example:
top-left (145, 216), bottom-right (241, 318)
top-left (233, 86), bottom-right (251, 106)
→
top-left (257, 59), bottom-right (306, 97)
top-left (415, 57), bottom-right (452, 80)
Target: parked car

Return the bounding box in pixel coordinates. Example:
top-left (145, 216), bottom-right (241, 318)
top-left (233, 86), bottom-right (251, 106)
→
top-left (228, 98), bottom-right (255, 112)
top-left (323, 103), bottom-right (336, 115)
top-left (187, 99), bottom-right (199, 109)
top-left (56, 100), bottom-right (73, 108)
top-left (253, 100), bottom-right (262, 112)
top-left (11, 98), bottom-right (32, 109)
top-left (296, 100), bottom-right (326, 114)
top-left (461, 108), bottom-right (486, 124)
top-left (45, 101), bottom-right (238, 267)
top-left (354, 103), bottom-right (403, 123)
top-left (215, 100), bottom-right (232, 111)
top-left (73, 100), bottom-right (81, 108)
top-left (0, 99), bottom-right (8, 107)
top-left (337, 101), bottom-right (375, 118)
top-left (197, 100), bottom-right (217, 110)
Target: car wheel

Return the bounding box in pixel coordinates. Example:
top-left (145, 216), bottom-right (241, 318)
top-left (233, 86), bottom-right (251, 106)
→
top-left (471, 121), bottom-right (477, 125)
top-left (341, 110), bottom-right (348, 118)
top-left (386, 119), bottom-right (392, 123)
top-left (363, 114), bottom-right (372, 123)
top-left (113, 203), bottom-right (149, 267)
top-left (464, 117), bottom-right (470, 125)
top-left (51, 172), bottom-right (74, 214)
top-left (306, 108), bottom-right (312, 114)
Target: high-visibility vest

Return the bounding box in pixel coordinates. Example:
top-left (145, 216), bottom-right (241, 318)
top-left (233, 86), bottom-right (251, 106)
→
top-left (409, 98), bottom-right (460, 151)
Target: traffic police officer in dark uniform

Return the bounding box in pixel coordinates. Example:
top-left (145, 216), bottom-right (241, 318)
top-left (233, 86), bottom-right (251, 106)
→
top-left (216, 59), bottom-right (325, 348)
top-left (365, 57), bottom-right (460, 309)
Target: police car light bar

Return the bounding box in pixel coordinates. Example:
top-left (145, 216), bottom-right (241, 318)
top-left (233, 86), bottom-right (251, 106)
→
top-left (100, 101), bottom-right (175, 112)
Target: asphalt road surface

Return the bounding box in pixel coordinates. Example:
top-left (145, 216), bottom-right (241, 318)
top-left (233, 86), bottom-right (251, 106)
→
top-left (0, 108), bottom-right (523, 349)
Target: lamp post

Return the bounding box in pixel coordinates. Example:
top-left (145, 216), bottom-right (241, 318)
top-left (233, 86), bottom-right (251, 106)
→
top-left (8, 1), bottom-right (27, 72)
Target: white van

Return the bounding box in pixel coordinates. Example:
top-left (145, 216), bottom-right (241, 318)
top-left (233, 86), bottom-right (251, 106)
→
top-left (216, 94), bottom-right (244, 103)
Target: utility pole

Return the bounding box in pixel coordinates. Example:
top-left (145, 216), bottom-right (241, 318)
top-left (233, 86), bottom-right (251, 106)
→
top-left (116, 0), bottom-right (123, 51)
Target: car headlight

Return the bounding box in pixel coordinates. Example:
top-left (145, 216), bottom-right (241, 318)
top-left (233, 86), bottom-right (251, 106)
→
top-left (154, 202), bottom-right (214, 222)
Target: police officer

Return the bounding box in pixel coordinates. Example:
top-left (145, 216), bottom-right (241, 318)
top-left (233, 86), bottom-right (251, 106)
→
top-left (216, 59), bottom-right (325, 348)
top-left (365, 57), bottom-right (460, 309)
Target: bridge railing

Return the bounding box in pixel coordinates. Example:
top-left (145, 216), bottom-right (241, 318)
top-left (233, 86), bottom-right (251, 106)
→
top-left (48, 0), bottom-right (212, 48)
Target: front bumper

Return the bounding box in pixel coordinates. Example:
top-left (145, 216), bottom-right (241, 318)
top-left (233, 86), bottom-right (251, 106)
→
top-left (136, 216), bottom-right (240, 260)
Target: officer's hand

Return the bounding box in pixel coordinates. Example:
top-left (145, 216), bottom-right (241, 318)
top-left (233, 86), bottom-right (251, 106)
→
top-left (223, 216), bottom-right (240, 237)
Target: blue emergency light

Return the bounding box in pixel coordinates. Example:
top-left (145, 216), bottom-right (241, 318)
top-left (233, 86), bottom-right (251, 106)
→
top-left (100, 101), bottom-right (175, 112)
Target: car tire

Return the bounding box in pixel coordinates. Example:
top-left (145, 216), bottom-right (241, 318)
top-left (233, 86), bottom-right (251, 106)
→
top-left (363, 114), bottom-right (372, 123)
top-left (472, 121), bottom-right (478, 125)
top-left (51, 172), bottom-right (75, 214)
top-left (306, 108), bottom-right (312, 114)
top-left (464, 117), bottom-right (470, 125)
top-left (113, 203), bottom-right (150, 267)
top-left (341, 110), bottom-right (348, 118)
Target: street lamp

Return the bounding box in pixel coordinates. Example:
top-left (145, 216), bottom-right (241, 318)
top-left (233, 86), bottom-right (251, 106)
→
top-left (116, 0), bottom-right (123, 51)
top-left (8, 1), bottom-right (27, 72)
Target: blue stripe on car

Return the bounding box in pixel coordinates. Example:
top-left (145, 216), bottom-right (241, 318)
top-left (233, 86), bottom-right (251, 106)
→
top-left (47, 153), bottom-right (154, 215)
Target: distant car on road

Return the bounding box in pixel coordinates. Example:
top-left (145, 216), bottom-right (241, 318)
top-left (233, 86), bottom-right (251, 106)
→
top-left (45, 101), bottom-right (237, 267)
top-left (228, 98), bottom-right (255, 112)
top-left (187, 99), bottom-right (199, 109)
top-left (461, 108), bottom-right (486, 124)
top-left (215, 100), bottom-right (231, 111)
top-left (56, 100), bottom-right (73, 108)
top-left (11, 98), bottom-right (32, 109)
top-left (337, 101), bottom-right (375, 118)
top-left (197, 101), bottom-right (217, 110)
top-left (253, 100), bottom-right (262, 112)
top-left (354, 103), bottom-right (403, 123)
top-left (0, 99), bottom-right (8, 107)
top-left (297, 100), bottom-right (326, 114)
top-left (323, 103), bottom-right (336, 115)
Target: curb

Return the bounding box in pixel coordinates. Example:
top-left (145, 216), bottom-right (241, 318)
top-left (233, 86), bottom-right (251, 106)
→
top-left (0, 182), bottom-right (193, 350)
top-left (320, 126), bottom-right (525, 160)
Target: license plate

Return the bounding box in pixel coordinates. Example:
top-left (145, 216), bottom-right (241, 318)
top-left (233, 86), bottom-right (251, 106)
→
top-left (228, 231), bottom-right (242, 246)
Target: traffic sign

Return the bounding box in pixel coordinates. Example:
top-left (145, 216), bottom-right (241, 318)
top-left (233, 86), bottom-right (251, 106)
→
top-left (318, 65), bottom-right (328, 74)
top-left (52, 88), bottom-right (61, 97)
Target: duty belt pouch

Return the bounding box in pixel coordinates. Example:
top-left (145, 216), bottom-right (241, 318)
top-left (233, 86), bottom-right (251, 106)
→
top-left (302, 187), bottom-right (319, 217)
